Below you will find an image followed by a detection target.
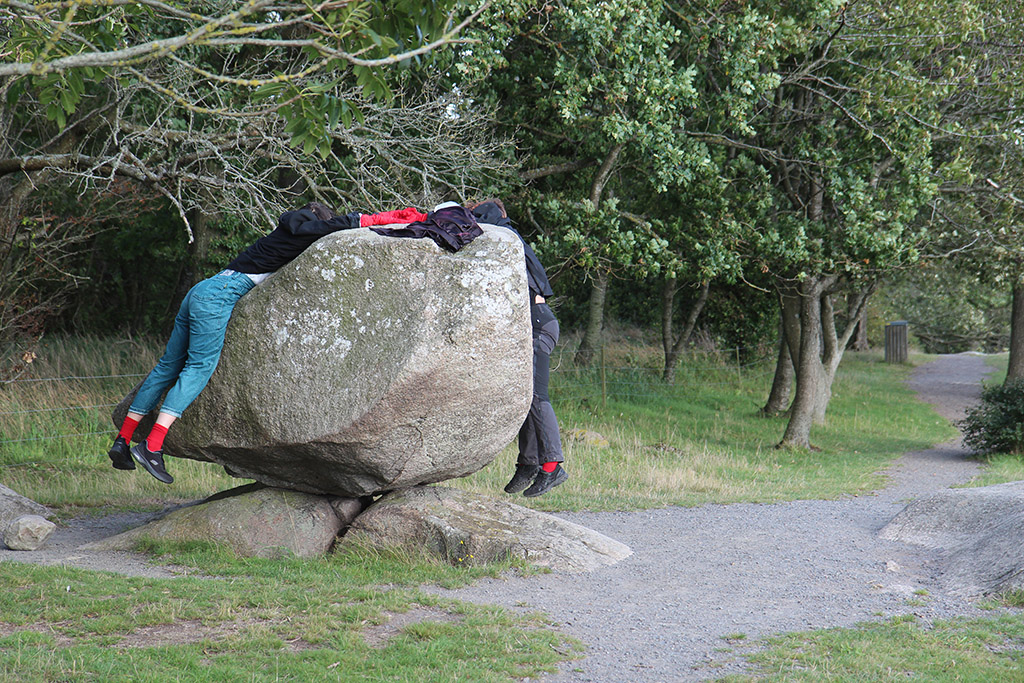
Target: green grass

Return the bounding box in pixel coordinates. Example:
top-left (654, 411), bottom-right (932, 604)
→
top-left (0, 542), bottom-right (579, 681)
top-left (1, 335), bottom-right (238, 511)
top-left (454, 348), bottom-right (957, 511)
top-left (719, 615), bottom-right (1024, 682)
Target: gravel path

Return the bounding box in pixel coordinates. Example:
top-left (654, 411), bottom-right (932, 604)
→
top-left (0, 353), bottom-right (1006, 681)
top-left (430, 352), bottom-right (1005, 682)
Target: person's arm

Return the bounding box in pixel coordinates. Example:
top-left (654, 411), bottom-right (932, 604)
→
top-left (279, 210), bottom-right (363, 236)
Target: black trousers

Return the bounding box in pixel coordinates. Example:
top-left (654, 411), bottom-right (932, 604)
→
top-left (518, 303), bottom-right (564, 466)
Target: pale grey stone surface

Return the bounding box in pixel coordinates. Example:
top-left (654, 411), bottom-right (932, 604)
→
top-left (0, 483), bottom-right (50, 532)
top-left (880, 481), bottom-right (1024, 596)
top-left (343, 485), bottom-right (632, 572)
top-left (3, 514), bottom-right (56, 551)
top-left (115, 226), bottom-right (532, 497)
top-left (82, 485), bottom-right (344, 559)
top-left (879, 480), bottom-right (1024, 549)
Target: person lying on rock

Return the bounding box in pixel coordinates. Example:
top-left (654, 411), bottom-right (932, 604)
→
top-left (466, 198), bottom-right (569, 497)
top-left (105, 201), bottom-right (423, 484)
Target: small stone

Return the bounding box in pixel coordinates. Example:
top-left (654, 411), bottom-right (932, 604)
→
top-left (885, 560), bottom-right (901, 573)
top-left (330, 496), bottom-right (367, 527)
top-left (4, 515), bottom-right (56, 551)
top-left (568, 429), bottom-right (609, 447)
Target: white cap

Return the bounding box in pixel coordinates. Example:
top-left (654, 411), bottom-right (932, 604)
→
top-left (433, 201), bottom-right (461, 211)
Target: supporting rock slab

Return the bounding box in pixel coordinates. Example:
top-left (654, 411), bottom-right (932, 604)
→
top-left (82, 485), bottom-right (350, 559)
top-left (880, 480), bottom-right (1024, 596)
top-left (0, 483), bottom-right (50, 531)
top-left (342, 485), bottom-right (633, 572)
top-left (880, 480), bottom-right (1024, 549)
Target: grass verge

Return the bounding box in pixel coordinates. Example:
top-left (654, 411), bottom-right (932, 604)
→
top-left (0, 541), bottom-right (580, 682)
top-left (455, 349), bottom-right (957, 511)
top-left (719, 614), bottom-right (1024, 682)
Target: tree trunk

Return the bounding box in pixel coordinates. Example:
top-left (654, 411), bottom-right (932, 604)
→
top-left (188, 207), bottom-right (213, 286)
top-left (574, 143), bottom-right (625, 368)
top-left (779, 277), bottom-right (872, 447)
top-left (849, 295), bottom-right (869, 351)
top-left (816, 286), bottom-right (874, 420)
top-left (813, 292), bottom-right (840, 423)
top-left (1006, 279), bottom-right (1024, 384)
top-left (661, 278), bottom-right (710, 383)
top-left (0, 167), bottom-right (60, 346)
top-left (778, 276), bottom-right (829, 448)
top-left (575, 269), bottom-right (609, 366)
top-left (762, 313), bottom-right (794, 415)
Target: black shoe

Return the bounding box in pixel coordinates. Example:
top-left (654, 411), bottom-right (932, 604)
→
top-left (130, 441), bottom-right (174, 484)
top-left (523, 464), bottom-right (568, 497)
top-left (504, 464), bottom-right (540, 494)
top-left (107, 436), bottom-right (136, 470)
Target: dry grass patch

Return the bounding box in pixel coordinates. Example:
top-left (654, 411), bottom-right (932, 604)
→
top-left (361, 605), bottom-right (465, 649)
top-left (115, 618), bottom-right (314, 651)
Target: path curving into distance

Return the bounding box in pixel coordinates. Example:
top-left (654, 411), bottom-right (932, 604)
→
top-left (431, 353), bottom-right (1006, 682)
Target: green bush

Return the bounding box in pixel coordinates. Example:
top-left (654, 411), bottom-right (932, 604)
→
top-left (959, 380), bottom-right (1024, 454)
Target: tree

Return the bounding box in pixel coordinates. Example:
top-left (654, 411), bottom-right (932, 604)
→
top-left (0, 0), bottom-right (496, 224)
top-left (0, 1), bottom-right (511, 348)
top-left (891, 2), bottom-right (1024, 381)
top-left (724, 0), bottom-right (1010, 448)
top-left (466, 0), bottom-right (707, 364)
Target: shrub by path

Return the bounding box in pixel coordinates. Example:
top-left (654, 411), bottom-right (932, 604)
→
top-left (430, 352), bottom-right (1005, 682)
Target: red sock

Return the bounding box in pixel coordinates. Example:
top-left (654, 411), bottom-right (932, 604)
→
top-left (146, 423), bottom-right (169, 452)
top-left (541, 461), bottom-right (558, 473)
top-left (117, 416), bottom-right (140, 442)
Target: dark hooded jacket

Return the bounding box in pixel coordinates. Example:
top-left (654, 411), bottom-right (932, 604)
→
top-left (227, 209), bottom-right (362, 274)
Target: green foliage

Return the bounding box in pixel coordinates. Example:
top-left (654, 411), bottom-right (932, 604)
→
top-left (3, 0), bottom-right (467, 146)
top-left (526, 195), bottom-right (672, 278)
top-left (959, 380), bottom-right (1024, 455)
top-left (699, 283), bottom-right (779, 358)
top-left (879, 265), bottom-right (1010, 354)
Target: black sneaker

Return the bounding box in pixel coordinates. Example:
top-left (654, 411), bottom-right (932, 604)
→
top-left (503, 464), bottom-right (540, 494)
top-left (523, 464), bottom-right (568, 497)
top-left (107, 436), bottom-right (136, 471)
top-left (130, 441), bottom-right (174, 484)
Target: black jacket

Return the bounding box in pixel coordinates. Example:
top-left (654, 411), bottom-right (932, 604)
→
top-left (227, 210), bottom-right (361, 274)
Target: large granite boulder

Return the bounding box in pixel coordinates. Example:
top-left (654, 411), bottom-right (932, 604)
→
top-left (880, 480), bottom-right (1024, 596)
top-left (115, 226), bottom-right (532, 497)
top-left (82, 485), bottom-right (354, 559)
top-left (342, 485), bottom-right (633, 572)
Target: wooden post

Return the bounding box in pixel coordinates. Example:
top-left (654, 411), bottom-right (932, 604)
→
top-left (885, 321), bottom-right (908, 363)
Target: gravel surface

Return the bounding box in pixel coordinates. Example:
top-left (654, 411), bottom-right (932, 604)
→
top-left (429, 352), bottom-right (1008, 682)
top-left (0, 353), bottom-right (1008, 682)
